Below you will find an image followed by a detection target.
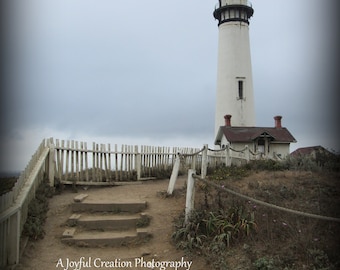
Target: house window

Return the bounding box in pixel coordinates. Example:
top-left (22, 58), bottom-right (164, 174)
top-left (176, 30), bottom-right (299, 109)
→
top-left (258, 139), bottom-right (265, 153)
top-left (238, 80), bottom-right (244, 99)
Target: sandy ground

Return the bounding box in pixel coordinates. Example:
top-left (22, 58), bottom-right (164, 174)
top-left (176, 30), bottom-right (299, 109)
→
top-left (15, 175), bottom-right (207, 270)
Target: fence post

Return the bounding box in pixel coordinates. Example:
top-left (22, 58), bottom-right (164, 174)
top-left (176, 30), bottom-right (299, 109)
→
top-left (7, 211), bottom-right (21, 266)
top-left (185, 169), bottom-right (196, 224)
top-left (191, 149), bottom-right (196, 170)
top-left (245, 145), bottom-right (250, 163)
top-left (48, 138), bottom-right (55, 187)
top-left (135, 145), bottom-right (141, 180)
top-left (226, 144), bottom-right (231, 167)
top-left (167, 153), bottom-right (181, 195)
top-left (201, 144), bottom-right (208, 178)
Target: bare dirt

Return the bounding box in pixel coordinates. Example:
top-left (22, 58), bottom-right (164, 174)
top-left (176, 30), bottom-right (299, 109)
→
top-left (14, 170), bottom-right (340, 270)
top-left (15, 175), bottom-right (207, 270)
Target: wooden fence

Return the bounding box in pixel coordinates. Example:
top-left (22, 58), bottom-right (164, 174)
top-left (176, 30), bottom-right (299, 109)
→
top-left (0, 137), bottom-right (202, 268)
top-left (167, 144), bottom-right (264, 195)
top-left (0, 139), bottom-right (52, 268)
top-left (0, 137), bottom-right (263, 268)
top-left (52, 138), bottom-right (202, 185)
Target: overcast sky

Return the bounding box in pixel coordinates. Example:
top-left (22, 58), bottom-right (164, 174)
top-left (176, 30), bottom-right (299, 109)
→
top-left (1, 0), bottom-right (339, 172)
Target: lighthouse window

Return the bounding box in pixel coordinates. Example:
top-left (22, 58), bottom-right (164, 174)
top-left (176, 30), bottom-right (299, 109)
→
top-left (238, 80), bottom-right (244, 99)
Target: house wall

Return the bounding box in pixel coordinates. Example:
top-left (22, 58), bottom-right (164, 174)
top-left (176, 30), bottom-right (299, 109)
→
top-left (220, 136), bottom-right (230, 149)
top-left (269, 143), bottom-right (290, 159)
top-left (220, 136), bottom-right (291, 160)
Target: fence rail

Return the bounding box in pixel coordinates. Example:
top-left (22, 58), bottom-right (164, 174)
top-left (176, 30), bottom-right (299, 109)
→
top-left (167, 144), bottom-right (263, 195)
top-left (184, 170), bottom-right (340, 224)
top-left (0, 139), bottom-right (50, 268)
top-left (0, 138), bottom-right (203, 268)
top-left (0, 137), bottom-right (271, 268)
top-left (53, 138), bottom-right (202, 184)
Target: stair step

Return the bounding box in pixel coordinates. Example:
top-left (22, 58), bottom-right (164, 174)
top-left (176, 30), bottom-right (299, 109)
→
top-left (72, 201), bottom-right (147, 213)
top-left (61, 228), bottom-right (151, 247)
top-left (68, 213), bottom-right (149, 230)
top-left (63, 196), bottom-right (151, 247)
top-left (62, 228), bottom-right (76, 238)
top-left (73, 193), bottom-right (88, 202)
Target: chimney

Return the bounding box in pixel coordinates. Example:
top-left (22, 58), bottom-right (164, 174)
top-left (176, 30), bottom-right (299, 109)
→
top-left (274, 115), bottom-right (282, 128)
top-left (224, 114), bottom-right (232, 127)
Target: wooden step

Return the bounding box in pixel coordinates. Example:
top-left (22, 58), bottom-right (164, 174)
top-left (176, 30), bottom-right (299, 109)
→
top-left (67, 213), bottom-right (149, 230)
top-left (73, 194), bottom-right (88, 202)
top-left (61, 228), bottom-right (151, 247)
top-left (72, 201), bottom-right (147, 213)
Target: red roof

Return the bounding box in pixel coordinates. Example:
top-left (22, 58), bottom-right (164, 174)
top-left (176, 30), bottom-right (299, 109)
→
top-left (216, 126), bottom-right (296, 143)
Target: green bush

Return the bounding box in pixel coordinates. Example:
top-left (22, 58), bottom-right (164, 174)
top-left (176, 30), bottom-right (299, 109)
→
top-left (283, 155), bottom-right (320, 172)
top-left (0, 177), bottom-right (18, 195)
top-left (208, 165), bottom-right (249, 181)
top-left (172, 203), bottom-right (257, 253)
top-left (283, 152), bottom-right (340, 172)
top-left (208, 152), bottom-right (340, 174)
top-left (253, 257), bottom-right (276, 270)
top-left (307, 249), bottom-right (333, 270)
top-left (23, 180), bottom-right (54, 240)
top-left (172, 211), bottom-right (207, 251)
top-left (154, 167), bottom-right (174, 179)
top-left (246, 159), bottom-right (288, 171)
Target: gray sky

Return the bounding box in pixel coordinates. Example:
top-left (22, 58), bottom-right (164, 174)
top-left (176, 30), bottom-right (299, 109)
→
top-left (1, 0), bottom-right (339, 172)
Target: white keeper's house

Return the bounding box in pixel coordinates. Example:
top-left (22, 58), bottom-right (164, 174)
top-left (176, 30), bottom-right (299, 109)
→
top-left (214, 115), bottom-right (297, 159)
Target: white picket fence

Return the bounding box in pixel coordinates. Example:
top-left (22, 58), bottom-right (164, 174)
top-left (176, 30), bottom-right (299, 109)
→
top-left (0, 139), bottom-right (52, 268)
top-left (167, 144), bottom-right (266, 195)
top-left (0, 138), bottom-right (203, 268)
top-left (52, 138), bottom-right (202, 184)
top-left (0, 137), bottom-right (261, 268)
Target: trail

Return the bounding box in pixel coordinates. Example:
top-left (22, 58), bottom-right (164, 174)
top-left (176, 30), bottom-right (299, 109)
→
top-left (16, 175), bottom-right (206, 270)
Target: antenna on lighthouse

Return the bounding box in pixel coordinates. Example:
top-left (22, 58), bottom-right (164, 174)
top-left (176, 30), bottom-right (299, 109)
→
top-left (213, 0), bottom-right (256, 138)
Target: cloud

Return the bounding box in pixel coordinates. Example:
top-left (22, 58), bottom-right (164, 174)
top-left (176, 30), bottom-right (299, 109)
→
top-left (1, 0), bottom-right (340, 171)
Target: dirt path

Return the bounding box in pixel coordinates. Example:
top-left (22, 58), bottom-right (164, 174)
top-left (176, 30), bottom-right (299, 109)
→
top-left (16, 176), bottom-right (207, 270)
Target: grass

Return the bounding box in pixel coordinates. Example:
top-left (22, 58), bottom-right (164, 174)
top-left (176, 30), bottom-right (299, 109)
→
top-left (172, 160), bottom-right (340, 269)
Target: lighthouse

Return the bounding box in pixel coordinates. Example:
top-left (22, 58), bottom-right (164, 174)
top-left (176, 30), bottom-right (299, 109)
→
top-left (213, 0), bottom-right (256, 137)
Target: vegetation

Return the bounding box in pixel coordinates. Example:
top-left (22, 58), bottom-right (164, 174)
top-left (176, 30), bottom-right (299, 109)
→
top-left (172, 200), bottom-right (257, 251)
top-left (22, 179), bottom-right (54, 240)
top-left (245, 151), bottom-right (340, 172)
top-left (136, 214), bottom-right (151, 228)
top-left (0, 177), bottom-right (18, 195)
top-left (172, 156), bottom-right (340, 269)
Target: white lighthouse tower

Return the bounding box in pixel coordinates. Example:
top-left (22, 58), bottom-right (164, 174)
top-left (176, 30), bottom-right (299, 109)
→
top-left (213, 0), bottom-right (256, 137)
